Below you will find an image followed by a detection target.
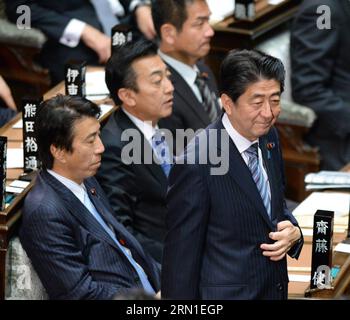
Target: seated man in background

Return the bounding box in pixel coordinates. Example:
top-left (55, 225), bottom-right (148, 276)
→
top-left (96, 39), bottom-right (174, 263)
top-left (5, 0), bottom-right (155, 84)
top-left (20, 94), bottom-right (160, 299)
top-left (152, 0), bottom-right (221, 153)
top-left (290, 0), bottom-right (350, 170)
top-left (0, 75), bottom-right (17, 127)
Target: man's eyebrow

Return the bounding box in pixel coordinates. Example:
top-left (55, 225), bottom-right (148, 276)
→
top-left (250, 92), bottom-right (281, 99)
top-left (84, 130), bottom-right (99, 141)
top-left (149, 70), bottom-right (163, 77)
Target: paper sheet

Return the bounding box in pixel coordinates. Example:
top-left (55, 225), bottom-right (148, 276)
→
top-left (334, 243), bottom-right (350, 254)
top-left (208, 0), bottom-right (235, 23)
top-left (288, 274), bottom-right (311, 282)
top-left (98, 104), bottom-right (114, 119)
top-left (7, 148), bottom-right (23, 169)
top-left (12, 119), bottom-right (22, 129)
top-left (85, 71), bottom-right (109, 97)
top-left (292, 192), bottom-right (350, 230)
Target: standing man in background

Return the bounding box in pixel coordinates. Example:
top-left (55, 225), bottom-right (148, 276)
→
top-left (290, 0), bottom-right (350, 170)
top-left (152, 0), bottom-right (220, 153)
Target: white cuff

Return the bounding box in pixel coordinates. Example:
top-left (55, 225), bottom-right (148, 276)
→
top-left (59, 19), bottom-right (86, 48)
top-left (108, 0), bottom-right (125, 16)
top-left (129, 0), bottom-right (150, 12)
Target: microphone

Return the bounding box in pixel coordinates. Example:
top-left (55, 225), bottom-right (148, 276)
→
top-left (90, 188), bottom-right (96, 196)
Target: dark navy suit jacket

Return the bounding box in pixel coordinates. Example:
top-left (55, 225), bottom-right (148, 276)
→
top-left (161, 117), bottom-right (303, 300)
top-left (158, 61), bottom-right (221, 154)
top-left (20, 170), bottom-right (160, 299)
top-left (5, 0), bottom-right (133, 83)
top-left (96, 109), bottom-right (168, 263)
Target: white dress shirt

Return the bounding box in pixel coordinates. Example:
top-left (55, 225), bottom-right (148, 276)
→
top-left (59, 0), bottom-right (145, 47)
top-left (222, 113), bottom-right (271, 195)
top-left (158, 50), bottom-right (203, 103)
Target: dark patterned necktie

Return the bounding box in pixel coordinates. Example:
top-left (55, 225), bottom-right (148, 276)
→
top-left (245, 143), bottom-right (271, 218)
top-left (195, 72), bottom-right (219, 122)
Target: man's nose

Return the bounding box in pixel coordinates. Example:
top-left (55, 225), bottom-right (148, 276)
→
top-left (96, 136), bottom-right (105, 154)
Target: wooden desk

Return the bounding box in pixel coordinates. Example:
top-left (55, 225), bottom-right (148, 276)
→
top-left (287, 231), bottom-right (348, 299)
top-left (0, 70), bottom-right (116, 299)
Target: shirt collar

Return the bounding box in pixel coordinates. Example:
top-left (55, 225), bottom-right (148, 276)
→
top-left (158, 50), bottom-right (199, 88)
top-left (47, 169), bottom-right (86, 204)
top-left (222, 113), bottom-right (258, 154)
top-left (122, 107), bottom-right (159, 141)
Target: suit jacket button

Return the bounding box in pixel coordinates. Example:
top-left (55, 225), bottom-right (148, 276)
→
top-left (276, 283), bottom-right (283, 291)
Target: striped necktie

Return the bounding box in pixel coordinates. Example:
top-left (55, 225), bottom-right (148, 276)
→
top-left (245, 143), bottom-right (271, 218)
top-left (195, 72), bottom-right (219, 122)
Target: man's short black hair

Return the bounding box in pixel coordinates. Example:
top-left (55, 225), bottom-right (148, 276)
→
top-left (36, 94), bottom-right (100, 170)
top-left (151, 0), bottom-right (197, 37)
top-left (219, 49), bottom-right (285, 102)
top-left (105, 39), bottom-right (158, 105)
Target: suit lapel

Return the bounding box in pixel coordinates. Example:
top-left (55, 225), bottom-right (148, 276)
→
top-left (117, 109), bottom-right (168, 188)
top-left (166, 63), bottom-right (210, 125)
top-left (214, 120), bottom-right (275, 229)
top-left (42, 171), bottom-right (120, 250)
top-left (85, 179), bottom-right (159, 287)
top-left (259, 135), bottom-right (278, 225)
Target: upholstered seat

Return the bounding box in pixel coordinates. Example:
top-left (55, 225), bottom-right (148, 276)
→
top-left (5, 237), bottom-right (47, 300)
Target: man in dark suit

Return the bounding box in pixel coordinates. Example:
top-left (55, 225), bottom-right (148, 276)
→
top-left (290, 0), bottom-right (350, 170)
top-left (20, 94), bottom-right (160, 299)
top-left (5, 0), bottom-right (155, 84)
top-left (96, 39), bottom-right (174, 263)
top-left (152, 0), bottom-right (221, 154)
top-left (162, 50), bottom-right (303, 300)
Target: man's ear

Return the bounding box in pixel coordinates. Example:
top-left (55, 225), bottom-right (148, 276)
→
top-left (160, 23), bottom-right (177, 45)
top-left (50, 144), bottom-right (66, 164)
top-left (118, 88), bottom-right (136, 107)
top-left (221, 93), bottom-right (235, 116)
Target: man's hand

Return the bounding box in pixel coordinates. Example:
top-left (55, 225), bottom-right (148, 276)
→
top-left (135, 5), bottom-right (156, 40)
top-left (260, 220), bottom-right (301, 261)
top-left (0, 76), bottom-right (16, 110)
top-left (81, 25), bottom-right (111, 63)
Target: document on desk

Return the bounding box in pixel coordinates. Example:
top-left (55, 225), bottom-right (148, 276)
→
top-left (7, 148), bottom-right (24, 168)
top-left (208, 0), bottom-right (235, 23)
top-left (292, 192), bottom-right (350, 231)
top-left (305, 171), bottom-right (350, 191)
top-left (98, 104), bottom-right (114, 119)
top-left (85, 71), bottom-right (109, 100)
top-left (288, 274), bottom-right (311, 282)
top-left (12, 119), bottom-right (22, 129)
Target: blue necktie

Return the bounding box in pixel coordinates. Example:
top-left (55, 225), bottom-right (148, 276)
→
top-left (245, 143), bottom-right (271, 218)
top-left (83, 191), bottom-right (155, 295)
top-left (152, 130), bottom-right (172, 177)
